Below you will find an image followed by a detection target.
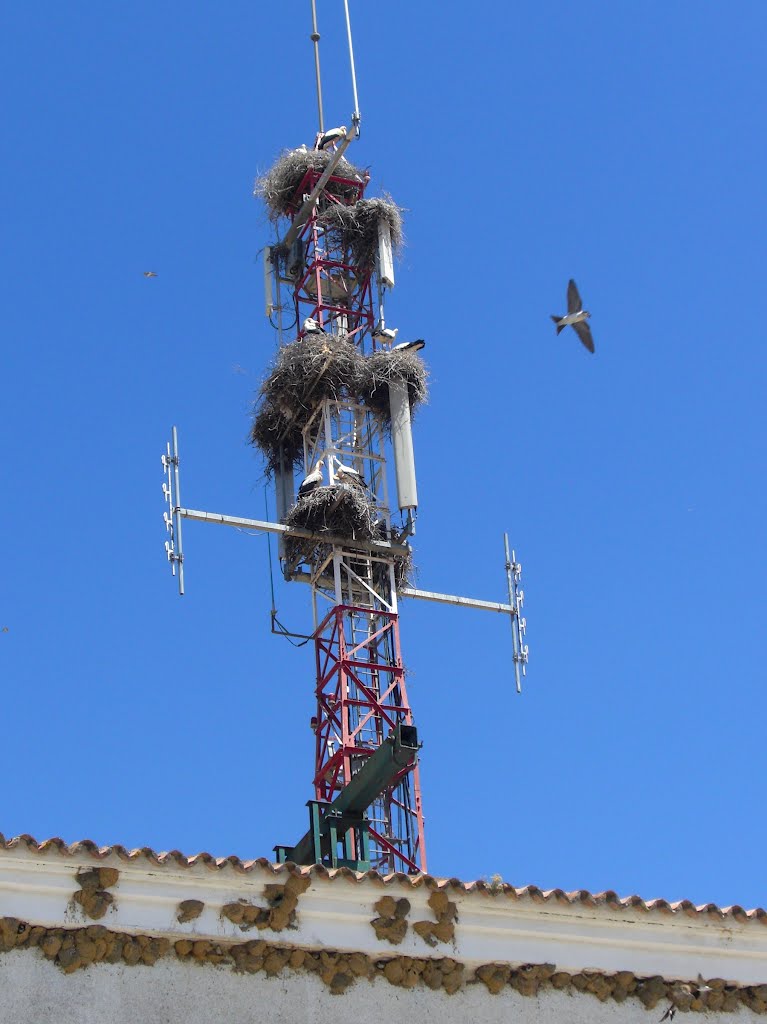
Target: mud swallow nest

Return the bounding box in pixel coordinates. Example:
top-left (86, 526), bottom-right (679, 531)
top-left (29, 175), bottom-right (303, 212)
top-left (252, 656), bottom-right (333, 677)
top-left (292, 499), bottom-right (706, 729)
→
top-left (254, 149), bottom-right (367, 219)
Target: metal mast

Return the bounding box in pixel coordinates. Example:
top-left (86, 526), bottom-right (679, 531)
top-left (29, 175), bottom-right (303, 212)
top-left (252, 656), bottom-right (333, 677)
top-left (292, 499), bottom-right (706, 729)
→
top-left (262, 126), bottom-right (424, 871)
top-left (160, 1), bottom-right (528, 878)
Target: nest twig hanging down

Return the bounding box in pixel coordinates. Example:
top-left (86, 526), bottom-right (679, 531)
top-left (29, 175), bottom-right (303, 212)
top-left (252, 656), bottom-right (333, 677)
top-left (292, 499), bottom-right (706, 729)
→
top-left (318, 196), bottom-right (404, 269)
top-left (282, 484), bottom-right (377, 568)
top-left (249, 403), bottom-right (305, 476)
top-left (254, 149), bottom-right (366, 219)
top-left (356, 349), bottom-right (429, 426)
top-left (250, 336), bottom-right (365, 474)
top-left (370, 544), bottom-right (416, 593)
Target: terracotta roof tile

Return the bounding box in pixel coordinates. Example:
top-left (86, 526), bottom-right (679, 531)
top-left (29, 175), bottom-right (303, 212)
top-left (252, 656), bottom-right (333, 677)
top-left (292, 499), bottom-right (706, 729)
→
top-left (1, 831), bottom-right (764, 925)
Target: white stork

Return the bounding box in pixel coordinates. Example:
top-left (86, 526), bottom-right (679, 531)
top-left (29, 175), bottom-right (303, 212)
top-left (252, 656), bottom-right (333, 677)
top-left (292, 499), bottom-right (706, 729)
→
top-left (297, 459), bottom-right (324, 498)
top-left (302, 316), bottom-right (326, 336)
top-left (334, 461), bottom-right (366, 489)
top-left (372, 326), bottom-right (398, 344)
top-left (392, 338), bottom-right (425, 353)
top-left (315, 126), bottom-right (347, 151)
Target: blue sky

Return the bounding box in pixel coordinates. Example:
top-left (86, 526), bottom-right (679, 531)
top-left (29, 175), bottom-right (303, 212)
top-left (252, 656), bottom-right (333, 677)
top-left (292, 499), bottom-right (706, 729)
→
top-left (2, 2), bottom-right (765, 909)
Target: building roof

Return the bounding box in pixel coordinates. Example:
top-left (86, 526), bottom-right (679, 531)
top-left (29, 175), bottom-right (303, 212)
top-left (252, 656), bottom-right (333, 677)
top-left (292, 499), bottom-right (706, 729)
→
top-left (2, 830), bottom-right (767, 1004)
top-left (2, 831), bottom-right (765, 925)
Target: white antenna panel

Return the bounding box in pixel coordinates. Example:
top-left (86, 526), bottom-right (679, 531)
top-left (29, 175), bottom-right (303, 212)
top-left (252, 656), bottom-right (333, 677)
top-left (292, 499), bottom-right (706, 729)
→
top-left (389, 379), bottom-right (417, 510)
top-left (377, 219), bottom-right (395, 288)
top-left (274, 462), bottom-right (295, 522)
top-left (263, 246), bottom-right (275, 317)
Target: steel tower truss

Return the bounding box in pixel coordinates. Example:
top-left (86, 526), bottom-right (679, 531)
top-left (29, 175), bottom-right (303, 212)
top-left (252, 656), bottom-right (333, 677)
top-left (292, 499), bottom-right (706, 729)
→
top-left (284, 166), bottom-right (374, 342)
top-left (276, 165), bottom-right (425, 873)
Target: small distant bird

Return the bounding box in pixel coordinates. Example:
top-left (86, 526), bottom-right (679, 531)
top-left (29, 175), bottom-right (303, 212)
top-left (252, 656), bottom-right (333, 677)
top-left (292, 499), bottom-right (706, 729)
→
top-left (315, 126), bottom-right (347, 151)
top-left (292, 144), bottom-right (308, 154)
top-left (1, 627), bottom-right (8, 633)
top-left (143, 271), bottom-right (158, 278)
top-left (695, 975), bottom-right (712, 995)
top-left (373, 326), bottom-right (399, 344)
top-left (551, 279), bottom-right (594, 353)
top-left (298, 459), bottom-right (324, 498)
top-left (659, 1004), bottom-right (676, 1023)
top-left (302, 316), bottom-right (326, 336)
top-left (392, 339), bottom-right (425, 353)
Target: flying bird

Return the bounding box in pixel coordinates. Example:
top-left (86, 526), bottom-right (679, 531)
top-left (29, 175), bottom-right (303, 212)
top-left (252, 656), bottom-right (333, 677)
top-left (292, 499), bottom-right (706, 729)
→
top-left (143, 271), bottom-right (158, 278)
top-left (551, 279), bottom-right (594, 353)
top-left (298, 460), bottom-right (324, 498)
top-left (392, 339), bottom-right (425, 353)
top-left (659, 1005), bottom-right (676, 1023)
top-left (302, 317), bottom-right (326, 336)
top-left (315, 126), bottom-right (347, 151)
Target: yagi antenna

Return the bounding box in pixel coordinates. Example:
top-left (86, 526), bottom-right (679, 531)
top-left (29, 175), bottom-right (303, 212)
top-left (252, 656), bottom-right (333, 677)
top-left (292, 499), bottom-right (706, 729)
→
top-left (504, 534), bottom-right (529, 693)
top-left (161, 426), bottom-right (184, 595)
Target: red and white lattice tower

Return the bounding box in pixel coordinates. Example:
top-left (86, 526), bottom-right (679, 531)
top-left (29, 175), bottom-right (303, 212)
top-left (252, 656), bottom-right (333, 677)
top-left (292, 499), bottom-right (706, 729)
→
top-left (264, 150), bottom-right (426, 874)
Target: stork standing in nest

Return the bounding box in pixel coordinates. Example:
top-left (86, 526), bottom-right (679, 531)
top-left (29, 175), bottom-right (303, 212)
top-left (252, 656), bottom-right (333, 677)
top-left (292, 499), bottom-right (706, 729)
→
top-left (334, 459), bottom-right (366, 490)
top-left (298, 459), bottom-right (324, 498)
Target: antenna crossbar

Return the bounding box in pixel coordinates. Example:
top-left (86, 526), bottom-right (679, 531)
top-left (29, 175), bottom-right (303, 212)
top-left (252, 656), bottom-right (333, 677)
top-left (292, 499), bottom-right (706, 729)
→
top-left (400, 588), bottom-right (513, 615)
top-left (178, 507), bottom-right (410, 558)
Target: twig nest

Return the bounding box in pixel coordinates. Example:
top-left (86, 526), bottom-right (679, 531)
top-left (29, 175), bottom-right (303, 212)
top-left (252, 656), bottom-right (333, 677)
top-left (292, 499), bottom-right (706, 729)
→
top-left (318, 196), bottom-right (404, 269)
top-left (282, 485), bottom-right (378, 571)
top-left (249, 403), bottom-right (305, 476)
top-left (370, 542), bottom-right (415, 592)
top-left (357, 349), bottom-right (428, 425)
top-left (261, 335), bottom-right (363, 412)
top-left (250, 336), bottom-right (364, 474)
top-left (254, 149), bottom-right (366, 219)
top-left (284, 485), bottom-right (376, 539)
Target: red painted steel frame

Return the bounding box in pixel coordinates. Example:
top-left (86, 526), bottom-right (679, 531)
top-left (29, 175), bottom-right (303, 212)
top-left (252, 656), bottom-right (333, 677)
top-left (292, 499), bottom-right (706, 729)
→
top-left (282, 165), bottom-right (426, 874)
top-left (287, 170), bottom-right (375, 345)
top-left (313, 604), bottom-right (426, 874)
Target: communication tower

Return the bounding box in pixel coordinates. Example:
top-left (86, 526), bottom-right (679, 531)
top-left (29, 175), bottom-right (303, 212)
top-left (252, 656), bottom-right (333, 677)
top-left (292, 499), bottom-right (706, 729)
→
top-left (161, 2), bottom-right (528, 876)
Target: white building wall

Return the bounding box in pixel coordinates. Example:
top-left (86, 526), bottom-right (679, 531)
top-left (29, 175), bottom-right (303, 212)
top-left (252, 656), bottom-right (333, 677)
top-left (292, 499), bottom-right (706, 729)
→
top-left (0, 953), bottom-right (763, 1024)
top-left (0, 839), bottom-right (765, 1024)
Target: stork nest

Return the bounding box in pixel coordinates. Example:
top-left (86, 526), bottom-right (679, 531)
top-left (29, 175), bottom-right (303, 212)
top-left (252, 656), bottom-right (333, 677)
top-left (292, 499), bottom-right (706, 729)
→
top-left (284, 490), bottom-right (415, 594)
top-left (254, 149), bottom-right (366, 219)
top-left (318, 196), bottom-right (404, 269)
top-left (249, 404), bottom-right (305, 475)
top-left (282, 484), bottom-right (377, 568)
top-left (250, 336), bottom-right (364, 474)
top-left (357, 350), bottom-right (429, 425)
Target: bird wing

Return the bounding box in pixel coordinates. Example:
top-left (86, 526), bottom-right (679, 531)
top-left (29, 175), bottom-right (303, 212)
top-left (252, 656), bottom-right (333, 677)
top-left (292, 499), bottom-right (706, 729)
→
top-left (567, 278), bottom-right (582, 313)
top-left (572, 318), bottom-right (595, 353)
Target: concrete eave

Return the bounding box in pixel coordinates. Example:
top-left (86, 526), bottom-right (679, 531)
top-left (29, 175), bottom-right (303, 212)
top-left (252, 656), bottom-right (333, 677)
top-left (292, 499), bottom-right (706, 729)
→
top-left (1, 845), bottom-right (765, 984)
